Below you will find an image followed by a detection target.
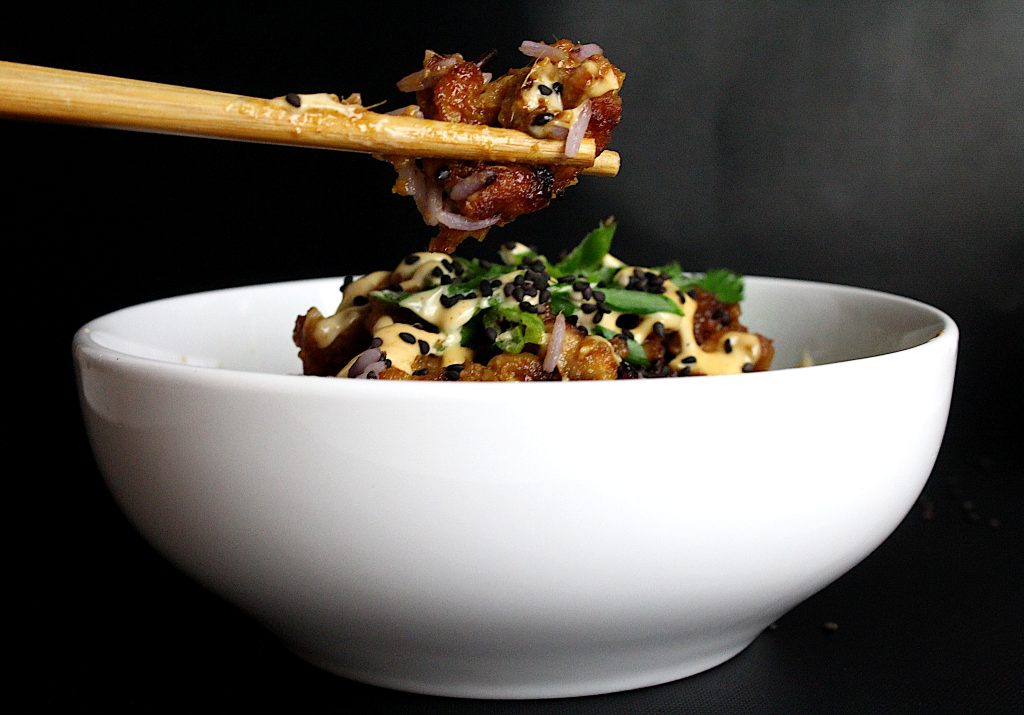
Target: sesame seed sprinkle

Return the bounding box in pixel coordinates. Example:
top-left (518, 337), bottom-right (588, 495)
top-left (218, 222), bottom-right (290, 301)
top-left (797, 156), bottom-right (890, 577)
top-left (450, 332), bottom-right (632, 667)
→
top-left (398, 332), bottom-right (416, 344)
top-left (285, 93), bottom-right (301, 107)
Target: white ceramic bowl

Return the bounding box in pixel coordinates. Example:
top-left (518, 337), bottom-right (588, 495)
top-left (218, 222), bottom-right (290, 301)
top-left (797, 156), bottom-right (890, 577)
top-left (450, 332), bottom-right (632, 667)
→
top-left (73, 276), bottom-right (957, 699)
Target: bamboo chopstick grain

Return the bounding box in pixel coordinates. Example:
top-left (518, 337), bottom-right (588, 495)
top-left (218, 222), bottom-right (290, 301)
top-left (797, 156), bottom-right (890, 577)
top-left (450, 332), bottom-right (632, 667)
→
top-left (0, 61), bottom-right (619, 176)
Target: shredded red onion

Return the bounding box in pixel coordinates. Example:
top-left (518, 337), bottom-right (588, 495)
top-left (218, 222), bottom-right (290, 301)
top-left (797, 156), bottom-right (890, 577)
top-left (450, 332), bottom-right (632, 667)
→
top-left (348, 348), bottom-right (383, 378)
top-left (572, 43), bottom-right (604, 60)
top-left (543, 313), bottom-right (567, 373)
top-left (545, 125), bottom-right (569, 140)
top-left (449, 170), bottom-right (496, 201)
top-left (519, 40), bottom-right (568, 61)
top-left (437, 209), bottom-right (501, 232)
top-left (400, 161), bottom-right (441, 226)
top-left (352, 360), bottom-right (388, 379)
top-left (396, 57), bottom-right (459, 92)
top-left (564, 99), bottom-right (591, 157)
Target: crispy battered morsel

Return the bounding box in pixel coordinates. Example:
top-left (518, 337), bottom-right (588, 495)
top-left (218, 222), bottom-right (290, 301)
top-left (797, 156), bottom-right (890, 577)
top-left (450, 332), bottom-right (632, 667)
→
top-left (388, 39), bottom-right (624, 252)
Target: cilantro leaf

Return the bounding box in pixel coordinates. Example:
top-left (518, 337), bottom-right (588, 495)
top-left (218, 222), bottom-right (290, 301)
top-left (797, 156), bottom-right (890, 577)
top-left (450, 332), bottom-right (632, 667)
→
top-left (552, 218), bottom-right (616, 277)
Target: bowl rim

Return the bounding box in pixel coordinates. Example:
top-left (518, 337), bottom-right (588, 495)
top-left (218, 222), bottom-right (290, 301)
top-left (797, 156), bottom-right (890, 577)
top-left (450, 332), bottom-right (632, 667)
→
top-left (72, 274), bottom-right (959, 391)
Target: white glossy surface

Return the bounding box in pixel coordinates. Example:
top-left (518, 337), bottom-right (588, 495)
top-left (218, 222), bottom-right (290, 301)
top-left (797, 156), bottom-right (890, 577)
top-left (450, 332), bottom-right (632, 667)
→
top-left (73, 276), bottom-right (957, 699)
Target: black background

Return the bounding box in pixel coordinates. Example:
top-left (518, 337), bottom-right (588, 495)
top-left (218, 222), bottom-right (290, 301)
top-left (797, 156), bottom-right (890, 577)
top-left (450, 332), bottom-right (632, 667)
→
top-left (4, 2), bottom-right (1021, 711)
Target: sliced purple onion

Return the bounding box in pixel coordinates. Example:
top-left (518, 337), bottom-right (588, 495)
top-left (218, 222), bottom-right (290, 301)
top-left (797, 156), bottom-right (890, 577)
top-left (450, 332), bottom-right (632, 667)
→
top-left (572, 43), bottom-right (604, 60)
top-left (543, 313), bottom-right (567, 373)
top-left (519, 40), bottom-right (568, 61)
top-left (348, 348), bottom-right (383, 378)
top-left (352, 360), bottom-right (388, 379)
top-left (396, 56), bottom-right (459, 92)
top-left (401, 162), bottom-right (441, 226)
top-left (449, 170), bottom-right (496, 201)
top-left (437, 209), bottom-right (501, 231)
top-left (564, 99), bottom-right (592, 158)
top-left (545, 125), bottom-right (569, 140)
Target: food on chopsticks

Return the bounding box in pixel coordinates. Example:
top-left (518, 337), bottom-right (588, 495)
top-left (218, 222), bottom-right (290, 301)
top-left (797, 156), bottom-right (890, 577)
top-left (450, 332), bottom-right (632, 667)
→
top-left (293, 220), bottom-right (774, 381)
top-left (383, 39), bottom-right (624, 253)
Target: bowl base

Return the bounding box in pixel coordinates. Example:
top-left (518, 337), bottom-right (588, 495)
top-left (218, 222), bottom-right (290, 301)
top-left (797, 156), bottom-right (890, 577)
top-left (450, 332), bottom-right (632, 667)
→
top-left (293, 633), bottom-right (757, 700)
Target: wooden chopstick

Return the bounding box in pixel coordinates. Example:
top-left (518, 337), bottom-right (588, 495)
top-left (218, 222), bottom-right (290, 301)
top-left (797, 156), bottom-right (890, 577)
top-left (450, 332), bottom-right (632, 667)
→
top-left (0, 61), bottom-right (619, 176)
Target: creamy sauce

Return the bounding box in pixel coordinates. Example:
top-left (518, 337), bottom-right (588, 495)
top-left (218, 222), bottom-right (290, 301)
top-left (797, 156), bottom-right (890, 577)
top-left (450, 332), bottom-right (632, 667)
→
top-left (332, 243), bottom-right (759, 378)
top-left (313, 270), bottom-right (390, 348)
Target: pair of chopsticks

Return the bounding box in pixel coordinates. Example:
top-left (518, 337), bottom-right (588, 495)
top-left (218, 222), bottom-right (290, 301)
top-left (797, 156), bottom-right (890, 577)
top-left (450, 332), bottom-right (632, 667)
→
top-left (0, 61), bottom-right (619, 176)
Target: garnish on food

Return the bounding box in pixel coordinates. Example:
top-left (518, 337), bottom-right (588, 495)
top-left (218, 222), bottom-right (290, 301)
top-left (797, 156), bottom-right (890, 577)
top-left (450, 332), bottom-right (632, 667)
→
top-left (293, 220), bottom-right (774, 381)
top-left (384, 39), bottom-right (624, 253)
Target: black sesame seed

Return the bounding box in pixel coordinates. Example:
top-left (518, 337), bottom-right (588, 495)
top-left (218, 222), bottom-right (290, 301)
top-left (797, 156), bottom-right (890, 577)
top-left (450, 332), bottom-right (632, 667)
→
top-left (503, 283), bottom-right (515, 297)
top-left (565, 314), bottom-right (579, 325)
top-left (285, 93), bottom-right (301, 107)
top-left (580, 303), bottom-right (597, 314)
top-left (440, 275), bottom-right (453, 285)
top-left (513, 274), bottom-right (525, 286)
top-left (439, 295), bottom-right (454, 308)
top-left (441, 259), bottom-right (453, 271)
top-left (652, 321), bottom-right (666, 337)
top-left (724, 338), bottom-right (733, 354)
top-left (681, 355), bottom-right (697, 364)
top-left (490, 278), bottom-right (502, 288)
top-left (366, 371), bottom-right (378, 379)
top-left (578, 325), bottom-right (589, 336)
top-left (369, 337), bottom-right (383, 349)
top-left (479, 280), bottom-right (493, 297)
top-left (503, 241), bottom-right (517, 250)
top-left (383, 359), bottom-right (392, 368)
top-left (485, 327), bottom-right (498, 342)
top-left (742, 362), bottom-right (754, 373)
top-left (552, 81), bottom-right (563, 93)
top-left (539, 289), bottom-right (551, 303)
top-left (687, 289), bottom-right (698, 299)
top-left (532, 112), bottom-right (554, 126)
top-left (464, 291), bottom-right (478, 300)
top-left (519, 301), bottom-right (538, 313)
top-left (523, 286), bottom-right (538, 297)
top-left (398, 332), bottom-right (416, 344)
top-left (431, 266), bottom-right (444, 277)
top-left (352, 295), bottom-right (369, 306)
top-left (512, 287), bottom-right (525, 302)
top-left (593, 290), bottom-right (606, 302)
top-left (447, 363), bottom-right (465, 372)
top-left (418, 340), bottom-right (430, 355)
top-left (573, 280), bottom-right (588, 292)
top-left (412, 368), bottom-right (429, 376)
top-left (615, 313), bottom-right (641, 330)
top-left (404, 254), bottom-right (420, 265)
top-left (387, 282), bottom-right (402, 292)
top-left (678, 366), bottom-right (692, 377)
top-left (619, 330), bottom-right (634, 340)
top-left (538, 84), bottom-right (553, 96)
top-left (559, 275), bottom-right (576, 284)
top-left (582, 286), bottom-right (593, 300)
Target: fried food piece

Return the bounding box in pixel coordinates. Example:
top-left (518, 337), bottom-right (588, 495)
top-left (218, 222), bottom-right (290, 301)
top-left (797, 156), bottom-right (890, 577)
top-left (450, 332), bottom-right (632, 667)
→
top-left (389, 40), bottom-right (624, 252)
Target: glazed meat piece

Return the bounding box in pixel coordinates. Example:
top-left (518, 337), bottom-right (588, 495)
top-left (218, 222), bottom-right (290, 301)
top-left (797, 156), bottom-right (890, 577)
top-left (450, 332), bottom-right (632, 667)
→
top-left (389, 39), bottom-right (624, 252)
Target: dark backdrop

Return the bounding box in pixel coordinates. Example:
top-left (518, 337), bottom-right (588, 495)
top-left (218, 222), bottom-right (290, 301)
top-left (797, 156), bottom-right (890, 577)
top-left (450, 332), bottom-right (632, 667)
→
top-left (3, 2), bottom-right (1021, 711)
